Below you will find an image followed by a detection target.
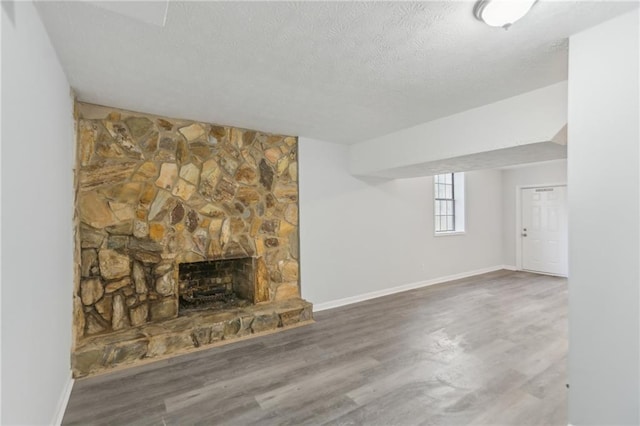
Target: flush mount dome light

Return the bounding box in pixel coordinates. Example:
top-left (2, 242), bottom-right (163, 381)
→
top-left (474, 0), bottom-right (537, 29)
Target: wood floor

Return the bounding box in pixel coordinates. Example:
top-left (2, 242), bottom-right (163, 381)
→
top-left (63, 270), bottom-right (568, 425)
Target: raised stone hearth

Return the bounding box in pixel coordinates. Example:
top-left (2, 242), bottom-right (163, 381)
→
top-left (73, 299), bottom-right (312, 377)
top-left (72, 103), bottom-right (311, 377)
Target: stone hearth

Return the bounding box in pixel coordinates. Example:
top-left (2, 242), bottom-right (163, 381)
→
top-left (72, 299), bottom-right (312, 377)
top-left (72, 102), bottom-right (311, 377)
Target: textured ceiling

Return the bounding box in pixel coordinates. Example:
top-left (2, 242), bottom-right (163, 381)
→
top-left (37, 1), bottom-right (637, 144)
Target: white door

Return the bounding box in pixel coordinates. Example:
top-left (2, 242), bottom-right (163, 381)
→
top-left (521, 186), bottom-right (568, 276)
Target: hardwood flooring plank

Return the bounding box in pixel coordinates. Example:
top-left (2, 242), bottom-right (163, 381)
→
top-left (63, 270), bottom-right (567, 425)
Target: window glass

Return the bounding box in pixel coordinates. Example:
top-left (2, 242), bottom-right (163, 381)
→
top-left (434, 172), bottom-right (464, 234)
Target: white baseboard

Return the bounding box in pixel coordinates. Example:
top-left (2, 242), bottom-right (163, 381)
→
top-left (314, 265), bottom-right (512, 312)
top-left (503, 264), bottom-right (518, 271)
top-left (52, 373), bottom-right (74, 426)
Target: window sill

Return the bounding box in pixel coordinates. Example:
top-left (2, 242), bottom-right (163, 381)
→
top-left (434, 231), bottom-right (466, 237)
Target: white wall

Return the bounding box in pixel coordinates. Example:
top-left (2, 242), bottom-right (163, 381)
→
top-left (501, 160), bottom-right (567, 268)
top-left (1, 2), bottom-right (75, 424)
top-left (298, 137), bottom-right (503, 306)
top-left (349, 81), bottom-right (567, 177)
top-left (568, 9), bottom-right (639, 425)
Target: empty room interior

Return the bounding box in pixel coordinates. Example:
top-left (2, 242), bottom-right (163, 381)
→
top-left (2, 1), bottom-right (640, 425)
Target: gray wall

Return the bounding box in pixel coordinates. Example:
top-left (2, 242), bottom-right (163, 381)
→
top-left (568, 9), bottom-right (640, 425)
top-left (298, 137), bottom-right (504, 306)
top-left (1, 1), bottom-right (74, 423)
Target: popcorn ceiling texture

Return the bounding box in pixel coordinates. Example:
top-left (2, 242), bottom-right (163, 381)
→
top-left (37, 2), bottom-right (637, 143)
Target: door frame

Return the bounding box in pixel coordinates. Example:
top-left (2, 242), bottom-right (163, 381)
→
top-left (515, 182), bottom-right (568, 274)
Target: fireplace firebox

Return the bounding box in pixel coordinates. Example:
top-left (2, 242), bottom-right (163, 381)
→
top-left (178, 257), bottom-right (258, 313)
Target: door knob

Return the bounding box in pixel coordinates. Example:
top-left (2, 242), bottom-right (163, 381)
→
top-left (522, 233), bottom-right (527, 237)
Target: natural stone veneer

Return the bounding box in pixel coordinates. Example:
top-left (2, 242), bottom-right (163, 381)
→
top-left (73, 102), bottom-right (310, 376)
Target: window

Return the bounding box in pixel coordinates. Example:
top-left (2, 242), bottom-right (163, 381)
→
top-left (434, 172), bottom-right (465, 234)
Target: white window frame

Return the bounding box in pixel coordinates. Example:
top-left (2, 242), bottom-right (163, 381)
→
top-left (434, 172), bottom-right (466, 236)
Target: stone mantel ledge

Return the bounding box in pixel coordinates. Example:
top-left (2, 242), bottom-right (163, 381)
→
top-left (73, 298), bottom-right (312, 378)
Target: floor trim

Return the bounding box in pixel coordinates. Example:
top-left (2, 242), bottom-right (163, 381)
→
top-left (314, 265), bottom-right (509, 312)
top-left (52, 373), bottom-right (74, 426)
top-left (522, 268), bottom-right (567, 278)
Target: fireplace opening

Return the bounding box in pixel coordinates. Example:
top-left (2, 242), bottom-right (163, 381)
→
top-left (178, 257), bottom-right (256, 314)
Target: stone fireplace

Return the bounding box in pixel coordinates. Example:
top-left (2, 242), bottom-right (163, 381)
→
top-left (72, 102), bottom-right (312, 377)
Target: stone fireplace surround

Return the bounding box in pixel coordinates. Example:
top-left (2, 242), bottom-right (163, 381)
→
top-left (72, 103), bottom-right (312, 377)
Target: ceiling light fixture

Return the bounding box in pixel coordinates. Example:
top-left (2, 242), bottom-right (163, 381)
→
top-left (474, 0), bottom-right (537, 29)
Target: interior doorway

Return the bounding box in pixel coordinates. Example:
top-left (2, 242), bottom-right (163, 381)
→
top-left (520, 185), bottom-right (568, 276)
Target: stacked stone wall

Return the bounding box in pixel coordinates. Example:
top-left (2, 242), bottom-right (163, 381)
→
top-left (74, 103), bottom-right (301, 342)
